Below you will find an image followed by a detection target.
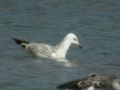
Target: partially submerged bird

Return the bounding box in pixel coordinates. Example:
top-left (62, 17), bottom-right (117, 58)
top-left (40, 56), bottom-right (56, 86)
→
top-left (56, 74), bottom-right (120, 90)
top-left (12, 33), bottom-right (82, 59)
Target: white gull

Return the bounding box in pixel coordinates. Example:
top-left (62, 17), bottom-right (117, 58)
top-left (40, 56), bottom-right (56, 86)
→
top-left (12, 33), bottom-right (82, 60)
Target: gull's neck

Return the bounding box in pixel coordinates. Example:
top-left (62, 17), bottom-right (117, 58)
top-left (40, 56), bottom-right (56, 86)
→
top-left (56, 37), bottom-right (71, 58)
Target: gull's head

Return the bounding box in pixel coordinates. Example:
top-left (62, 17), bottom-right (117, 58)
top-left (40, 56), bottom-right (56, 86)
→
top-left (66, 33), bottom-right (82, 48)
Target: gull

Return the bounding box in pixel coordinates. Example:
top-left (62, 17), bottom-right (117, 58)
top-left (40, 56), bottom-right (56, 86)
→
top-left (12, 33), bottom-right (82, 59)
top-left (56, 74), bottom-right (120, 90)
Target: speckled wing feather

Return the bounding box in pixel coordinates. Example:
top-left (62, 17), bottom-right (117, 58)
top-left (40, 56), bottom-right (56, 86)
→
top-left (56, 77), bottom-right (93, 90)
top-left (27, 43), bottom-right (55, 57)
top-left (56, 74), bottom-right (117, 90)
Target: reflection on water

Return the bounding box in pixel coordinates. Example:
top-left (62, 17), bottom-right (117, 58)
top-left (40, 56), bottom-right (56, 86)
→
top-left (55, 58), bottom-right (76, 68)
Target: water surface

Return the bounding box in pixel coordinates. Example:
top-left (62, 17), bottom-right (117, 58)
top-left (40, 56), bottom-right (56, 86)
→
top-left (0, 0), bottom-right (120, 90)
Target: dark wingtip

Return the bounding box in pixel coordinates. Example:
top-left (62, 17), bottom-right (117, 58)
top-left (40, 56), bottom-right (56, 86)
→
top-left (56, 81), bottom-right (79, 90)
top-left (56, 85), bottom-right (67, 90)
top-left (79, 46), bottom-right (82, 48)
top-left (11, 37), bottom-right (20, 45)
top-left (56, 86), bottom-right (71, 90)
top-left (11, 37), bottom-right (29, 45)
top-left (56, 84), bottom-right (69, 90)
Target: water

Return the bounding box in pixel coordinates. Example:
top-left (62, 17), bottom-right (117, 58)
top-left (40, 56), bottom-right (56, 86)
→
top-left (0, 0), bottom-right (120, 90)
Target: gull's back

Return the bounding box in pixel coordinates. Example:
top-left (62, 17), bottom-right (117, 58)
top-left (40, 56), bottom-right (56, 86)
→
top-left (26, 43), bottom-right (55, 58)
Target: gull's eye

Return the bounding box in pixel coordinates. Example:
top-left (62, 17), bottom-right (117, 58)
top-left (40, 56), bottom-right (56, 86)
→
top-left (74, 38), bottom-right (77, 41)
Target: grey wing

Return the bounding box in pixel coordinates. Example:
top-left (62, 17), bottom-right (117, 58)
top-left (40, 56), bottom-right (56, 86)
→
top-left (56, 75), bottom-right (99, 90)
top-left (27, 43), bottom-right (55, 57)
top-left (56, 77), bottom-right (93, 90)
top-left (56, 79), bottom-right (83, 90)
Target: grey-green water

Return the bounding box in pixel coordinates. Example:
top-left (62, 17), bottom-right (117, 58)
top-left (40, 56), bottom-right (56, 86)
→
top-left (0, 0), bottom-right (120, 90)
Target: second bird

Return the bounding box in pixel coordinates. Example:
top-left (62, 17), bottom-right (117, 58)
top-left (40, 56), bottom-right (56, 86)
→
top-left (12, 33), bottom-right (82, 60)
